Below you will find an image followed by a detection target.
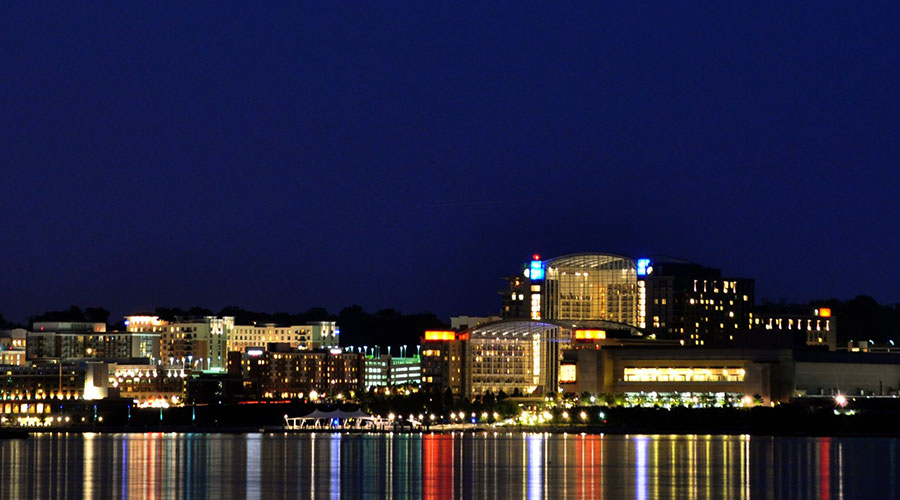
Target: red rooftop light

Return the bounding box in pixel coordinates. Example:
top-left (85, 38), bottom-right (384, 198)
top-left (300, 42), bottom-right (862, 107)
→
top-left (532, 254), bottom-right (540, 261)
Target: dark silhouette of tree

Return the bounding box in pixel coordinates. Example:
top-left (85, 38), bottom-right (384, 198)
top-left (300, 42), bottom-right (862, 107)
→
top-left (304, 307), bottom-right (333, 322)
top-left (154, 307), bottom-right (186, 321)
top-left (30, 305), bottom-right (86, 324)
top-left (0, 313), bottom-right (17, 329)
top-left (84, 307), bottom-right (110, 324)
top-left (186, 306), bottom-right (213, 317)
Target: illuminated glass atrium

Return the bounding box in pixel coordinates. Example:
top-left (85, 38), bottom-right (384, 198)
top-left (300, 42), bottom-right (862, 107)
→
top-left (540, 253), bottom-right (639, 326)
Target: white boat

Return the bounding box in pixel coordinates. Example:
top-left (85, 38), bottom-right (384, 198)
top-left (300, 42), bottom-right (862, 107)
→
top-left (283, 409), bottom-right (421, 431)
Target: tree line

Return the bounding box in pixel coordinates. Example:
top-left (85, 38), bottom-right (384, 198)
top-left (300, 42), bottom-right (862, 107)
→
top-left (3, 304), bottom-right (448, 351)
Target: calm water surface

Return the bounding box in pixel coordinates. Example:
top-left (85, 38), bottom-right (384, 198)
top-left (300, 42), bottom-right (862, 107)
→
top-left (0, 432), bottom-right (897, 499)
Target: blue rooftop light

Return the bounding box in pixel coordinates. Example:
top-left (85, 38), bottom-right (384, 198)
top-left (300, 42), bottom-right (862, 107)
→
top-left (529, 259), bottom-right (545, 281)
top-left (636, 258), bottom-right (652, 276)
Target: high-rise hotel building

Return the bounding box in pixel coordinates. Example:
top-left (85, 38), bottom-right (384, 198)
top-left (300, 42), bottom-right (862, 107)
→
top-left (500, 252), bottom-right (834, 347)
top-left (503, 253), bottom-right (641, 327)
top-left (126, 315), bottom-right (234, 371)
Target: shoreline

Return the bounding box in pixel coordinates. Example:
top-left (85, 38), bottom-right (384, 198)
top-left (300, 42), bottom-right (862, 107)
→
top-left (7, 423), bottom-right (900, 438)
top-left (6, 403), bottom-right (900, 438)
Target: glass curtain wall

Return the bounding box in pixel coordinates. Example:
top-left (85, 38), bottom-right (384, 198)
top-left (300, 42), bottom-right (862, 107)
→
top-left (542, 254), bottom-right (638, 326)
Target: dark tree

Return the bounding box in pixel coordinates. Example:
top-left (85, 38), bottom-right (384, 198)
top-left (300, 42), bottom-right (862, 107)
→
top-left (186, 306), bottom-right (214, 317)
top-left (304, 307), bottom-right (333, 322)
top-left (30, 305), bottom-right (86, 324)
top-left (84, 307), bottom-right (110, 324)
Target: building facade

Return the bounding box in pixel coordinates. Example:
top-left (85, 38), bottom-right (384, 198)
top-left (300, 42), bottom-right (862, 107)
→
top-left (421, 331), bottom-right (466, 394)
top-left (750, 307), bottom-right (836, 350)
top-left (229, 324), bottom-right (313, 353)
top-left (363, 355), bottom-right (422, 389)
top-left (232, 348), bottom-right (363, 399)
top-left (642, 260), bottom-right (755, 346)
top-left (127, 315), bottom-right (234, 371)
top-left (228, 321), bottom-right (340, 353)
top-left (464, 321), bottom-right (560, 397)
top-left (110, 364), bottom-right (187, 406)
top-left (561, 344), bottom-right (900, 404)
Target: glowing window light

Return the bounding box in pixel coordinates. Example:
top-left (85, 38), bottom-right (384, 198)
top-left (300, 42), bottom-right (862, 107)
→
top-left (574, 330), bottom-right (606, 340)
top-left (424, 331), bottom-right (456, 341)
top-left (817, 308), bottom-right (832, 318)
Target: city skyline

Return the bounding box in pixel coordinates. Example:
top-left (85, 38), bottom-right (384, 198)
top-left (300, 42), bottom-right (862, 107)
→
top-left (0, 248), bottom-right (895, 326)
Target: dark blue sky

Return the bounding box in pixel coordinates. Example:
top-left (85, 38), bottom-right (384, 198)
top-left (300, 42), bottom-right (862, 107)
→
top-left (2, 3), bottom-right (899, 323)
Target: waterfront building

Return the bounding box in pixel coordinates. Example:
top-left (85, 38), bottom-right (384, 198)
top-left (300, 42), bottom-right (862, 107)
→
top-left (0, 329), bottom-right (27, 366)
top-left (503, 254), bottom-right (642, 325)
top-left (421, 330), bottom-right (466, 394)
top-left (642, 259), bottom-right (754, 346)
top-left (228, 321), bottom-right (339, 353)
top-left (109, 363), bottom-right (187, 406)
top-left (750, 306), bottom-right (836, 350)
top-left (0, 329), bottom-right (27, 350)
top-left (24, 328), bottom-right (159, 362)
top-left (126, 315), bottom-right (234, 371)
top-left (0, 361), bottom-right (109, 405)
top-left (306, 321), bottom-right (340, 350)
top-left (28, 321), bottom-right (113, 360)
top-left (499, 276), bottom-right (530, 319)
top-left (58, 332), bottom-right (133, 359)
top-left (362, 355), bottom-right (422, 389)
top-left (25, 332), bottom-right (58, 360)
top-left (232, 348), bottom-right (363, 399)
top-left (464, 320), bottom-right (560, 397)
top-left (561, 344), bottom-right (900, 404)
top-left (422, 321), bottom-right (562, 398)
top-left (32, 321), bottom-right (106, 333)
top-left (0, 350), bottom-right (26, 366)
top-left (502, 253), bottom-right (835, 350)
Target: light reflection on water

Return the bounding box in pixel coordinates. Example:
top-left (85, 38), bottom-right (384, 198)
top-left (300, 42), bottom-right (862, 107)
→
top-left (0, 432), bottom-right (897, 499)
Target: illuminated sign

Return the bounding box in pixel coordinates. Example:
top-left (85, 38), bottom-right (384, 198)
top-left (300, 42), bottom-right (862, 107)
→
top-left (575, 330), bottom-right (606, 340)
top-left (424, 331), bottom-right (456, 341)
top-left (817, 308), bottom-right (832, 318)
top-left (636, 258), bottom-right (652, 276)
top-left (560, 364), bottom-right (577, 383)
top-left (528, 259), bottom-right (545, 281)
top-left (247, 349), bottom-right (264, 357)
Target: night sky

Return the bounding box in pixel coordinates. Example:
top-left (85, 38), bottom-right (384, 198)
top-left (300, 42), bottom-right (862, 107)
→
top-left (3, 3), bottom-right (899, 324)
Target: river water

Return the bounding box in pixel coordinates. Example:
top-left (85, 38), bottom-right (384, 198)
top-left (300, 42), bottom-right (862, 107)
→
top-left (0, 432), bottom-right (896, 499)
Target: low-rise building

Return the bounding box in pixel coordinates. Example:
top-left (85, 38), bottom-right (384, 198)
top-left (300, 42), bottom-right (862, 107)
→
top-left (228, 321), bottom-right (340, 353)
top-left (421, 330), bottom-right (466, 394)
top-left (363, 355), bottom-right (422, 389)
top-left (422, 320), bottom-right (562, 398)
top-left (32, 322), bottom-right (106, 333)
top-left (0, 361), bottom-right (109, 405)
top-left (230, 348), bottom-right (363, 399)
top-left (749, 307), bottom-right (836, 350)
top-left (110, 364), bottom-right (188, 406)
top-left (561, 344), bottom-right (900, 404)
top-left (0, 329), bottom-right (27, 366)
